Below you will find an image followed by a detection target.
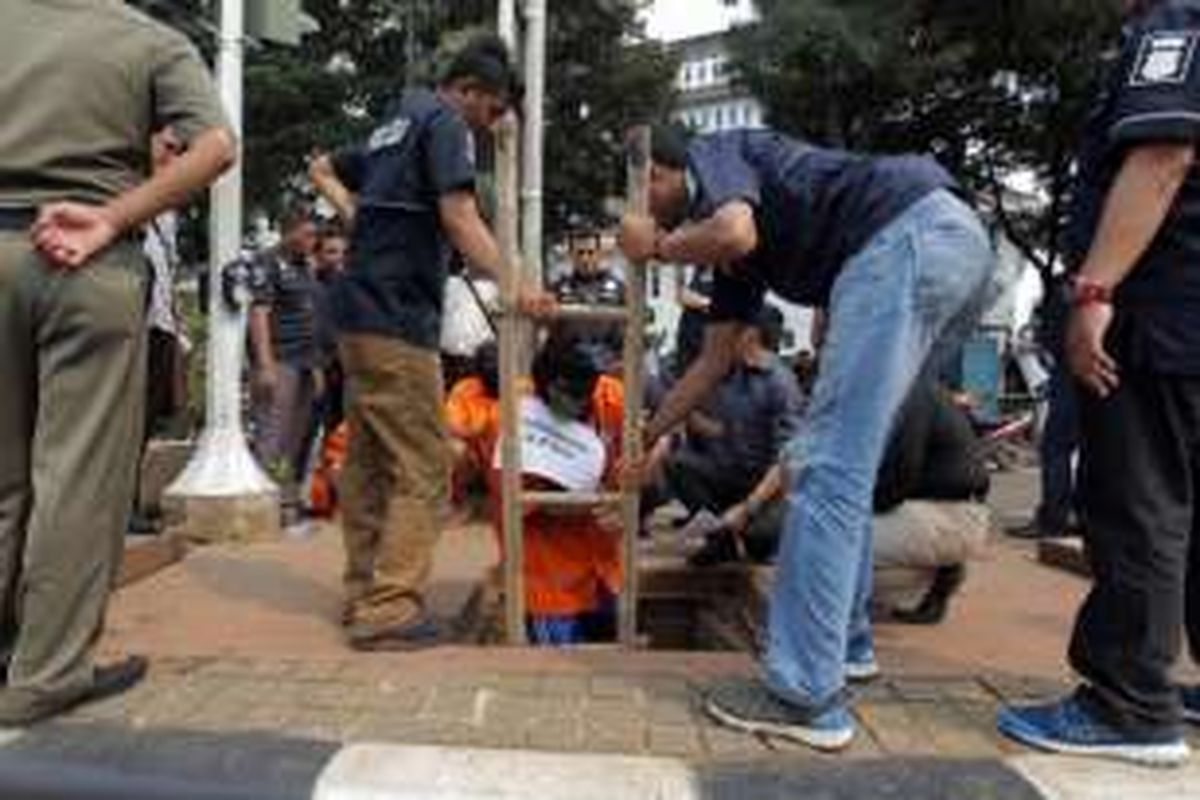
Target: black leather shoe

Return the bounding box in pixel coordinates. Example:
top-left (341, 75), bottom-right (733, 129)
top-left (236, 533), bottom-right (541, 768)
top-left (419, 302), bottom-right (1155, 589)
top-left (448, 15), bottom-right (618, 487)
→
top-left (892, 565), bottom-right (966, 625)
top-left (688, 530), bottom-right (743, 568)
top-left (347, 613), bottom-right (442, 652)
top-left (0, 655), bottom-right (149, 726)
top-left (1005, 520), bottom-right (1070, 540)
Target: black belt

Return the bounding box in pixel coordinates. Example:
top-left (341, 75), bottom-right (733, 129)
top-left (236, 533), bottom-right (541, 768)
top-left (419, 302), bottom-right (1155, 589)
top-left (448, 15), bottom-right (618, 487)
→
top-left (0, 208), bottom-right (36, 231)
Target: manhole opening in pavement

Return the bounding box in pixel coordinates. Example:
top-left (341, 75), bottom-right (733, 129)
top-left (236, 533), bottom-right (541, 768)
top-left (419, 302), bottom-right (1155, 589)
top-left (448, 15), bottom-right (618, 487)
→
top-left (459, 549), bottom-right (763, 652)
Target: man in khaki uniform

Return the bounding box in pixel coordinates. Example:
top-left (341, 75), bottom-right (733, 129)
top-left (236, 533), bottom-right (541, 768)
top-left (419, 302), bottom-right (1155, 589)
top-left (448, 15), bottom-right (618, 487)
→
top-left (0, 0), bottom-right (235, 724)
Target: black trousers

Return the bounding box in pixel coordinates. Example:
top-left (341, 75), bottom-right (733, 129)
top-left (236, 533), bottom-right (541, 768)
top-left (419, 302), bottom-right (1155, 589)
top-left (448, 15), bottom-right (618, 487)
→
top-left (642, 450), bottom-right (758, 519)
top-left (1071, 370), bottom-right (1200, 736)
top-left (145, 328), bottom-right (179, 438)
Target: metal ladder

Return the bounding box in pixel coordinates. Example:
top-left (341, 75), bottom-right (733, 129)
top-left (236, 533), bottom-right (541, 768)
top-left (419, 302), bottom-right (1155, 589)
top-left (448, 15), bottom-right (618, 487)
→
top-left (494, 124), bottom-right (651, 647)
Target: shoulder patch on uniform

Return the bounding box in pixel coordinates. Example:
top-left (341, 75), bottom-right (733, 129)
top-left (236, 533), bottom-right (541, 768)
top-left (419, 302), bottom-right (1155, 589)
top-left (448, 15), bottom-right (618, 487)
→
top-left (368, 118), bottom-right (412, 152)
top-left (1129, 31), bottom-right (1199, 87)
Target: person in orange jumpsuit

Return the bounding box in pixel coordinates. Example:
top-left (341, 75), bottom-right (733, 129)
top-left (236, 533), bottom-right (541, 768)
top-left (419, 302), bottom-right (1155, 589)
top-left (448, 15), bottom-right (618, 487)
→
top-left (448, 333), bottom-right (624, 644)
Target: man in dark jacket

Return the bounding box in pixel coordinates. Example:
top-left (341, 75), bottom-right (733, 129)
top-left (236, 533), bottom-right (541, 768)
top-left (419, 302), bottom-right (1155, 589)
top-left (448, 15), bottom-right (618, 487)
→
top-left (998, 0), bottom-right (1200, 767)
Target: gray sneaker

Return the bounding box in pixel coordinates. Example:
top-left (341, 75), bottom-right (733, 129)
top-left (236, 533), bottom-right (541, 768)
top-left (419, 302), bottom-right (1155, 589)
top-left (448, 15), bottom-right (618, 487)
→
top-left (704, 677), bottom-right (855, 752)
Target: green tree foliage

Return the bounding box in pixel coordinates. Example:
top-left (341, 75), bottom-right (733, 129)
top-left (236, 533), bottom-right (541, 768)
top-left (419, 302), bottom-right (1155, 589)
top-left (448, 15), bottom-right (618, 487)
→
top-left (729, 0), bottom-right (1122, 278)
top-left (188, 1), bottom-right (674, 233)
top-left (541, 3), bottom-right (678, 234)
top-left (131, 1), bottom-right (675, 236)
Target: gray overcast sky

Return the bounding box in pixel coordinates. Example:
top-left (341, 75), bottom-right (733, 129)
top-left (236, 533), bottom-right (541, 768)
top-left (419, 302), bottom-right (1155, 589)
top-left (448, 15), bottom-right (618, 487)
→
top-left (641, 0), bottom-right (756, 42)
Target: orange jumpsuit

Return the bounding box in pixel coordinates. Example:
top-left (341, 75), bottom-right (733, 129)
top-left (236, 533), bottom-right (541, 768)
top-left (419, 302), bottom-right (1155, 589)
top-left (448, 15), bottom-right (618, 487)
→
top-left (446, 375), bottom-right (625, 621)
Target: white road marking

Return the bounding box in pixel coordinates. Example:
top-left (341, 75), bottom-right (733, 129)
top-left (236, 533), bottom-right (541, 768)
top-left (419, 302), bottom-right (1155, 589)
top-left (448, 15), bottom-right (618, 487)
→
top-left (313, 743), bottom-right (700, 800)
top-left (1009, 754), bottom-right (1200, 800)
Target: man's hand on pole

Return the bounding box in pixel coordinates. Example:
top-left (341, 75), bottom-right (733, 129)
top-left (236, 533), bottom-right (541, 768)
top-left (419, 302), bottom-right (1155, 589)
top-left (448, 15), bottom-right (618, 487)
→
top-left (516, 281), bottom-right (558, 319)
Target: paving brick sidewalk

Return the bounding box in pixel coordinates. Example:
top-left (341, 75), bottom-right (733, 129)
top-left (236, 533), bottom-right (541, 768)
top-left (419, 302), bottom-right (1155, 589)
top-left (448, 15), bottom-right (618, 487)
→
top-left (67, 469), bottom-right (1100, 763)
top-left (56, 650), bottom-right (1081, 763)
top-left (3, 470), bottom-right (1196, 798)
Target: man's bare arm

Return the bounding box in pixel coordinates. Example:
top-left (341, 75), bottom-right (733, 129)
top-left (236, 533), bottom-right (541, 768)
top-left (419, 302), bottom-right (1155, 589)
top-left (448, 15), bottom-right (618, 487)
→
top-left (33, 127), bottom-right (237, 268)
top-left (108, 127), bottom-right (237, 233)
top-left (438, 191), bottom-right (507, 280)
top-left (310, 154), bottom-right (357, 224)
top-left (659, 202), bottom-right (758, 266)
top-left (1078, 143), bottom-right (1194, 289)
top-left (1069, 142), bottom-right (1195, 396)
top-left (645, 321), bottom-right (743, 444)
top-left (249, 307), bottom-right (275, 372)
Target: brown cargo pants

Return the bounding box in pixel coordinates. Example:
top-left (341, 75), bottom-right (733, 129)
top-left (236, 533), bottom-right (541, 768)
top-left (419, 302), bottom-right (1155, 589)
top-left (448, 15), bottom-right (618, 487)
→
top-left (0, 233), bottom-right (146, 709)
top-left (338, 333), bottom-right (449, 628)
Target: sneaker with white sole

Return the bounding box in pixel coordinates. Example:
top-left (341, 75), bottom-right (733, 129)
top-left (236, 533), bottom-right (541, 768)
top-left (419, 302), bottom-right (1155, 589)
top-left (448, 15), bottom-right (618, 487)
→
top-left (704, 678), bottom-right (854, 752)
top-left (997, 693), bottom-right (1189, 768)
top-left (846, 635), bottom-right (880, 683)
top-left (845, 659), bottom-right (880, 683)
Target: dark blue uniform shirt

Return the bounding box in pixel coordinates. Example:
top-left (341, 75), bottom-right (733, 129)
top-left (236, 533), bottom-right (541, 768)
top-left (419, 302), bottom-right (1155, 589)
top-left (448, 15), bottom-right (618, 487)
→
top-left (330, 89), bottom-right (476, 350)
top-left (1068, 0), bottom-right (1200, 374)
top-left (683, 130), bottom-right (957, 321)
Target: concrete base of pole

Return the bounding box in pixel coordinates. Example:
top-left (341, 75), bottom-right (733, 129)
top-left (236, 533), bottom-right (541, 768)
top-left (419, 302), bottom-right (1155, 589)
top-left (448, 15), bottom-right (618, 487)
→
top-left (162, 492), bottom-right (281, 545)
top-left (163, 429), bottom-right (281, 545)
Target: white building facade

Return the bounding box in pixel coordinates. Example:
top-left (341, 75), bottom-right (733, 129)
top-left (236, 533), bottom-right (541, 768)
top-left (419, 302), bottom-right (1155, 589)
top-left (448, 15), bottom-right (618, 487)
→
top-left (671, 31), bottom-right (766, 134)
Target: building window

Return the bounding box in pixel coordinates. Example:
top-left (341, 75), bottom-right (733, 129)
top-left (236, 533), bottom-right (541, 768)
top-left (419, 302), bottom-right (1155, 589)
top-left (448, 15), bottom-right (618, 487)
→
top-left (714, 107), bottom-right (724, 128)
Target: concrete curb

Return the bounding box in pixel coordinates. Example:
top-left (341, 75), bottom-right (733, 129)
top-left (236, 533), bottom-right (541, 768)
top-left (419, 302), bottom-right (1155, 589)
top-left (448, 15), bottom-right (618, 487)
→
top-left (8, 722), bottom-right (1173, 800)
top-left (0, 724), bottom-right (335, 800)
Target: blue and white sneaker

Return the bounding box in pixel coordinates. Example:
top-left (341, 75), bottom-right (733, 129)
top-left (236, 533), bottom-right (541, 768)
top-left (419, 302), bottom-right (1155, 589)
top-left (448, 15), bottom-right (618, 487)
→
top-left (704, 678), bottom-right (855, 752)
top-left (997, 694), bottom-right (1190, 768)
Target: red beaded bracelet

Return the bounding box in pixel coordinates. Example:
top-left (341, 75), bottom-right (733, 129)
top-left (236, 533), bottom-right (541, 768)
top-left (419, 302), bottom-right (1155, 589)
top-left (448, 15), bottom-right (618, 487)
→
top-left (1071, 276), bottom-right (1113, 307)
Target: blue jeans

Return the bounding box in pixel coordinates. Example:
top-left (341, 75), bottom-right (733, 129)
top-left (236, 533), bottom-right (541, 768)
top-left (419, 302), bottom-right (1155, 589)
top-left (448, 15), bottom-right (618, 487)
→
top-left (1037, 361), bottom-right (1079, 530)
top-left (766, 189), bottom-right (995, 710)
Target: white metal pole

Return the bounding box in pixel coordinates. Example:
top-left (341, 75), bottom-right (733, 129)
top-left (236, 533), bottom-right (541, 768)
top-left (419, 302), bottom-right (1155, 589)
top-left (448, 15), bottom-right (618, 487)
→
top-left (498, 0), bottom-right (518, 47)
top-left (167, 0), bottom-right (275, 500)
top-left (520, 0), bottom-right (547, 284)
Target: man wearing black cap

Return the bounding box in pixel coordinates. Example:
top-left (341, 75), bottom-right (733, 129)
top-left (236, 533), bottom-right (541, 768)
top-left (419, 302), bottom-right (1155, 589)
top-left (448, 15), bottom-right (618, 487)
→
top-left (998, 0), bottom-right (1200, 767)
top-left (311, 35), bottom-right (554, 650)
top-left (621, 124), bottom-right (994, 751)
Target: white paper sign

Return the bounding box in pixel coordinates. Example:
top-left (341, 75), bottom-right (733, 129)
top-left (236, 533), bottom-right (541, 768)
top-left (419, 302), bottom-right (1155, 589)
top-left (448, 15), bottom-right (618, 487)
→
top-left (494, 396), bottom-right (606, 491)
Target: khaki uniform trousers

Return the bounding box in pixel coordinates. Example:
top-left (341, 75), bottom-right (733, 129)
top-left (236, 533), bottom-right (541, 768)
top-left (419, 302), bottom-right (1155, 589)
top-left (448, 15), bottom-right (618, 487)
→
top-left (338, 333), bottom-right (449, 627)
top-left (0, 233), bottom-right (146, 709)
